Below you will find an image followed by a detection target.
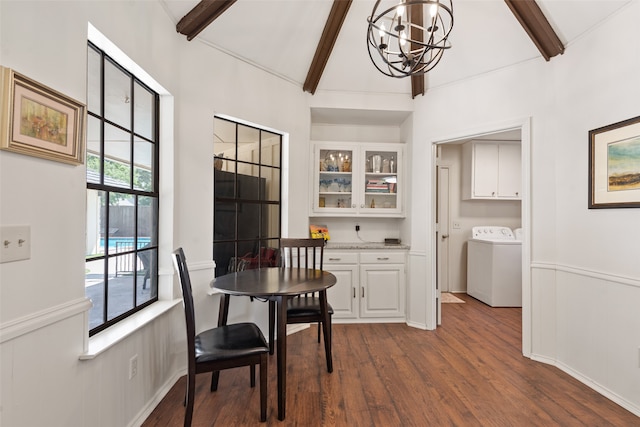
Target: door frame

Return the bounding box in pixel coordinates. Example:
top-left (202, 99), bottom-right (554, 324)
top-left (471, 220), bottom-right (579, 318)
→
top-left (436, 163), bottom-right (451, 325)
top-left (429, 117), bottom-right (532, 356)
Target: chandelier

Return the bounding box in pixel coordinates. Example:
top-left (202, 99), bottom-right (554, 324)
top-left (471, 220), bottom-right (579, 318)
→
top-left (367, 0), bottom-right (454, 78)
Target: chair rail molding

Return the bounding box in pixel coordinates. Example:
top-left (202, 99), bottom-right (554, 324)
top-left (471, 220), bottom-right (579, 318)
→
top-left (0, 297), bottom-right (92, 343)
top-left (531, 261), bottom-right (640, 288)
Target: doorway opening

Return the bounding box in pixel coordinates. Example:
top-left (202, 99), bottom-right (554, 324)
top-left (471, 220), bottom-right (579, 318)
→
top-left (431, 119), bottom-right (531, 355)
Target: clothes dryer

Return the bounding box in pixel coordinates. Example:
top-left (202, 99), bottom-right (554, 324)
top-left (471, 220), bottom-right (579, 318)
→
top-left (467, 226), bottom-right (522, 307)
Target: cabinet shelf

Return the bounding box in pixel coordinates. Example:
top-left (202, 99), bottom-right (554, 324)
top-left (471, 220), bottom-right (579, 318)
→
top-left (320, 192), bottom-right (352, 195)
top-left (365, 172), bottom-right (397, 177)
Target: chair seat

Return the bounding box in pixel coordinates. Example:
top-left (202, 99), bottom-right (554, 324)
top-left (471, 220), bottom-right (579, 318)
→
top-left (286, 297), bottom-right (334, 318)
top-left (195, 323), bottom-right (269, 363)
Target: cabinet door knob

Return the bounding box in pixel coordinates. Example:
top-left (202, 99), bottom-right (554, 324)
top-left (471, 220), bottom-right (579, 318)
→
top-left (353, 288), bottom-right (356, 298)
top-left (328, 257), bottom-right (341, 261)
top-left (377, 257), bottom-right (389, 261)
top-left (361, 288), bottom-right (365, 298)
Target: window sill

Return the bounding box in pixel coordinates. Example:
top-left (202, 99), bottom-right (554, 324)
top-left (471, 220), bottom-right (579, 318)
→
top-left (79, 299), bottom-right (181, 360)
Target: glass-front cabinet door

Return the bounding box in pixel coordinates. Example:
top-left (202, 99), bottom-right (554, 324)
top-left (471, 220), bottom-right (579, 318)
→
top-left (312, 142), bottom-right (404, 217)
top-left (315, 145), bottom-right (357, 214)
top-left (360, 147), bottom-right (401, 215)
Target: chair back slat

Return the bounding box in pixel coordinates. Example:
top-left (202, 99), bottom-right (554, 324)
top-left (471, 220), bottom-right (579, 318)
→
top-left (280, 238), bottom-right (324, 271)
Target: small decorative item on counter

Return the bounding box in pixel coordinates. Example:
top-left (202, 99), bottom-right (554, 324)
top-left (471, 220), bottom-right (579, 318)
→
top-left (309, 224), bottom-right (330, 243)
top-left (370, 199), bottom-right (375, 208)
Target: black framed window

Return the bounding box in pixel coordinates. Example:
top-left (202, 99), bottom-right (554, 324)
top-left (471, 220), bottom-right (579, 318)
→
top-left (213, 117), bottom-right (282, 276)
top-left (85, 42), bottom-right (160, 335)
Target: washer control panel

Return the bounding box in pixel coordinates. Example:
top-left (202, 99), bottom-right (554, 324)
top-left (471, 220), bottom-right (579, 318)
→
top-left (471, 226), bottom-right (515, 241)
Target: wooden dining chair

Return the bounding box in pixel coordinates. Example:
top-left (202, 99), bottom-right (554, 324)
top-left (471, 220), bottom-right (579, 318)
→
top-left (172, 248), bottom-right (269, 426)
top-left (268, 238), bottom-right (334, 373)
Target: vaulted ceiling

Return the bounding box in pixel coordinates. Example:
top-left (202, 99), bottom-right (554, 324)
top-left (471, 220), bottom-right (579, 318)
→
top-left (162, 0), bottom-right (630, 99)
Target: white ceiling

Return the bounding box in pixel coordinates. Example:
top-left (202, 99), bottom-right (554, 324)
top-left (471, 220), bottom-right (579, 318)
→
top-left (161, 0), bottom-right (630, 95)
top-left (162, 0), bottom-right (630, 130)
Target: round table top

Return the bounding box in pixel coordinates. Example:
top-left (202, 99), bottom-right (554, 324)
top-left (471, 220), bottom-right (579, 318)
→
top-left (211, 267), bottom-right (336, 297)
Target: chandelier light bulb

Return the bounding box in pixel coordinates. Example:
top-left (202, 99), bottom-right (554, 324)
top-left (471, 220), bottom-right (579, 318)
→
top-left (379, 22), bottom-right (386, 37)
top-left (429, 3), bottom-right (438, 18)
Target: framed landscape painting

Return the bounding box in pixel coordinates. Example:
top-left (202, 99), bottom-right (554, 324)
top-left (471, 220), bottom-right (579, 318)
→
top-left (0, 66), bottom-right (85, 165)
top-left (589, 115), bottom-right (640, 208)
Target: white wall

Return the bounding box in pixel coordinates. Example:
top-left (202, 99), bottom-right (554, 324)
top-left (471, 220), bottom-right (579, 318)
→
top-left (1, 2), bottom-right (185, 426)
top-left (0, 1), bottom-right (311, 425)
top-left (409, 2), bottom-right (640, 415)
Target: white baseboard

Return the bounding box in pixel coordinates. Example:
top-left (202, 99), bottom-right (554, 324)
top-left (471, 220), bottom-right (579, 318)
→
top-left (128, 369), bottom-right (186, 427)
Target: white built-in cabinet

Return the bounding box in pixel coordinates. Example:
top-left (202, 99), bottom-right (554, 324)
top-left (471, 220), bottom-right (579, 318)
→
top-left (312, 142), bottom-right (404, 217)
top-left (325, 250), bottom-right (406, 321)
top-left (462, 140), bottom-right (521, 200)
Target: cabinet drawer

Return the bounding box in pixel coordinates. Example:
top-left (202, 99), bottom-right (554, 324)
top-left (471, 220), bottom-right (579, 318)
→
top-left (325, 252), bottom-right (359, 264)
top-left (360, 252), bottom-right (405, 264)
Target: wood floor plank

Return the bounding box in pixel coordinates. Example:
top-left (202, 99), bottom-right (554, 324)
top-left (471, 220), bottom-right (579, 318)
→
top-left (142, 294), bottom-right (638, 426)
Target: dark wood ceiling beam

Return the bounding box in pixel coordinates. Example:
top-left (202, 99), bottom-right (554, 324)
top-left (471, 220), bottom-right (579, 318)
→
top-left (410, 4), bottom-right (425, 98)
top-left (177, 0), bottom-right (237, 41)
top-left (504, 0), bottom-right (564, 61)
top-left (303, 0), bottom-right (352, 94)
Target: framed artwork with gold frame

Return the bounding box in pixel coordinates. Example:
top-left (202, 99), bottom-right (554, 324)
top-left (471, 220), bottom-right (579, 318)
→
top-left (0, 66), bottom-right (85, 165)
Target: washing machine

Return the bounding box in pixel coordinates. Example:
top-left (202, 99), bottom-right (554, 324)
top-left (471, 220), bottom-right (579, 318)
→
top-left (467, 226), bottom-right (522, 307)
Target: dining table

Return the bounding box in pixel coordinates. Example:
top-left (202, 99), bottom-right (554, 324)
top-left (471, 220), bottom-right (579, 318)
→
top-left (210, 266), bottom-right (337, 421)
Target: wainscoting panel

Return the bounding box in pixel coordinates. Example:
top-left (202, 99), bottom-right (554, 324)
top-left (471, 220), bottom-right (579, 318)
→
top-left (531, 262), bottom-right (640, 417)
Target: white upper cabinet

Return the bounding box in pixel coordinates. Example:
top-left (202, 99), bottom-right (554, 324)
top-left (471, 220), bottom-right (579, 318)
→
top-left (462, 141), bottom-right (521, 200)
top-left (312, 142), bottom-right (404, 217)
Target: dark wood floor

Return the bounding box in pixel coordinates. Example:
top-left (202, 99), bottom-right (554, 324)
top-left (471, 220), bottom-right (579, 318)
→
top-left (142, 294), bottom-right (639, 426)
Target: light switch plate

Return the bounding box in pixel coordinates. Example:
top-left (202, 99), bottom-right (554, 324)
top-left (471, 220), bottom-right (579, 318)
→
top-left (1, 225), bottom-right (31, 263)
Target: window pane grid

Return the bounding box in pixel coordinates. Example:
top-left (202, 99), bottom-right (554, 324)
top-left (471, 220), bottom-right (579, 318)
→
top-left (213, 117), bottom-right (282, 277)
top-left (86, 42), bottom-right (159, 336)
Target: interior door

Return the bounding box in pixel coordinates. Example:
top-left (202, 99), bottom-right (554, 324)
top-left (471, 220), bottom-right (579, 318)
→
top-left (436, 165), bottom-right (450, 325)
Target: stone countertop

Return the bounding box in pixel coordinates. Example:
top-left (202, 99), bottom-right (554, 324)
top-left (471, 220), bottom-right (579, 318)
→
top-left (325, 242), bottom-right (409, 250)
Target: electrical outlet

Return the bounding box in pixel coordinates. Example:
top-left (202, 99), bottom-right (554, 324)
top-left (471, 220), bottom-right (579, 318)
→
top-left (129, 354), bottom-right (138, 379)
top-left (452, 222), bottom-right (461, 229)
